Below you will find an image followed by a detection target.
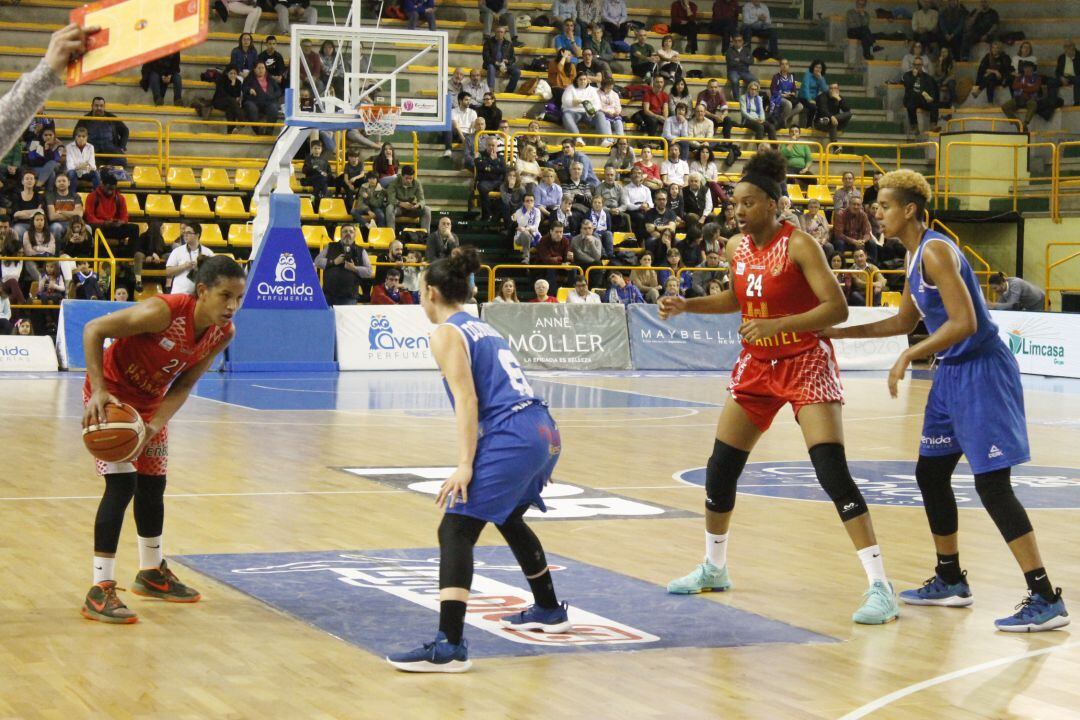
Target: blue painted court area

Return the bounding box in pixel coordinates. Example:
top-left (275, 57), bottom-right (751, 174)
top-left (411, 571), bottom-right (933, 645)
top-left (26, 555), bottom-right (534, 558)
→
top-left (193, 371), bottom-right (721, 411)
top-left (677, 461), bottom-right (1080, 509)
top-left (176, 548), bottom-right (834, 659)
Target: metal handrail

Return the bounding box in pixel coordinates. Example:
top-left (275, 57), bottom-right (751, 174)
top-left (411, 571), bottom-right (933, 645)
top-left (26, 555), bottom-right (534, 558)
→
top-left (1053, 141), bottom-right (1080, 224)
top-left (942, 141), bottom-right (1056, 212)
top-left (488, 263), bottom-right (586, 299)
top-left (507, 131), bottom-right (669, 164)
top-left (944, 116), bottom-right (1024, 134)
top-left (822, 141), bottom-right (939, 205)
top-left (2, 252), bottom-right (117, 309)
top-left (1044, 242), bottom-right (1080, 311)
top-left (34, 113), bottom-right (165, 173)
top-left (673, 136), bottom-right (826, 185)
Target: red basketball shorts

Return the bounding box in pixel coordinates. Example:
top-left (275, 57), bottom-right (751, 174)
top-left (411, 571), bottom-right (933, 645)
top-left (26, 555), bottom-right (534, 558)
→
top-left (83, 385), bottom-right (169, 476)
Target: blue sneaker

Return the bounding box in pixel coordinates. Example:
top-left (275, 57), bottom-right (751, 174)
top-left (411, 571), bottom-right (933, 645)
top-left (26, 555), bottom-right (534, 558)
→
top-left (500, 601), bottom-right (572, 633)
top-left (899, 572), bottom-right (974, 607)
top-left (995, 589), bottom-right (1070, 633)
top-left (852, 580), bottom-right (900, 625)
top-left (386, 632), bottom-right (472, 673)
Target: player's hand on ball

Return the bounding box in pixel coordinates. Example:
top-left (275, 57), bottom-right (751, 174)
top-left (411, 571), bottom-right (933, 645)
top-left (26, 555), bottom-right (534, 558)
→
top-left (44, 23), bottom-right (100, 79)
top-left (436, 466), bottom-right (472, 509)
top-left (126, 420), bottom-right (161, 462)
top-left (739, 318), bottom-right (781, 343)
top-left (658, 295), bottom-right (686, 320)
top-left (83, 389), bottom-right (122, 429)
top-left (888, 351), bottom-right (911, 398)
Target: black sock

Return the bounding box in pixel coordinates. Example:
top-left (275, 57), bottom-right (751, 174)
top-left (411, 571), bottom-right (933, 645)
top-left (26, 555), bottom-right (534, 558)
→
top-left (527, 569), bottom-right (558, 609)
top-left (935, 552), bottom-right (963, 585)
top-left (438, 600), bottom-right (467, 645)
top-left (1024, 568), bottom-right (1055, 602)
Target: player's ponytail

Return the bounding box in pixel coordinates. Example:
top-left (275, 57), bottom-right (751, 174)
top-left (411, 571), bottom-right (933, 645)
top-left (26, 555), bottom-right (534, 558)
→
top-left (425, 246), bottom-right (480, 304)
top-left (194, 255), bottom-right (245, 293)
top-left (739, 149), bottom-right (788, 201)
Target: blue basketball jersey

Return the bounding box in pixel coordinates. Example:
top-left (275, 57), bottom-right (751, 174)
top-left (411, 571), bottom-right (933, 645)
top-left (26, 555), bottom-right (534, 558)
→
top-left (441, 311), bottom-right (540, 427)
top-left (907, 230), bottom-right (1000, 361)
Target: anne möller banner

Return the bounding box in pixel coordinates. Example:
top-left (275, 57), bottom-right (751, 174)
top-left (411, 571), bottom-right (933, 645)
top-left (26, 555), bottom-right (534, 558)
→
top-left (482, 303), bottom-right (632, 370)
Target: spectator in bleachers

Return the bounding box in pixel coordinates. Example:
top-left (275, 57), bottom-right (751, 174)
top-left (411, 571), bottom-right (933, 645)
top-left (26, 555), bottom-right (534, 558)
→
top-left (338, 148), bottom-right (365, 210)
top-left (592, 79), bottom-right (624, 141)
top-left (562, 72), bottom-right (610, 143)
top-left (242, 62), bottom-right (284, 134)
top-left (973, 40), bottom-right (1013, 104)
top-left (566, 276), bottom-right (601, 303)
top-left (83, 98), bottom-right (129, 168)
top-left (463, 70), bottom-right (490, 110)
top-left (72, 260), bottom-right (102, 300)
top-left (637, 75), bottom-right (670, 136)
top-left (493, 278), bottom-right (519, 302)
top-left (275, 0), bottom-right (317, 34)
top-left (710, 0), bottom-right (739, 54)
top-left (10, 170), bottom-right (45, 241)
top-left (373, 143), bottom-right (399, 188)
top-left (687, 104), bottom-right (717, 150)
top-left (553, 192), bottom-right (580, 234)
top-left (800, 198), bottom-right (833, 255)
top-left (814, 82), bottom-right (853, 146)
top-left (23, 114), bottom-right (55, 146)
top-left (404, 0), bottom-right (436, 31)
top-left (571, 218), bottom-right (603, 273)
top-left (535, 167), bottom-right (564, 219)
top-left (1002, 63), bottom-right (1043, 131)
top-left (667, 78), bottom-right (693, 117)
top-left (585, 194), bottom-right (615, 257)
top-left (911, 0), bottom-right (940, 52)
top-left (352, 170), bottom-right (389, 227)
top-left (551, 139), bottom-right (600, 187)
top-left (548, 48), bottom-right (577, 105)
top-left (531, 277), bottom-right (559, 303)
top-left (370, 267), bottom-right (414, 305)
top-left (900, 41), bottom-right (934, 81)
top-left (515, 143), bottom-right (542, 190)
top-left (863, 171), bottom-right (882, 206)
top-left (315, 224), bottom-right (373, 305)
top-left (482, 25), bottom-right (522, 95)
top-left (656, 246), bottom-right (695, 296)
top-left (622, 166), bottom-right (653, 240)
top-left (214, 0), bottom-right (263, 34)
top-left (257, 36), bottom-right (287, 86)
top-left (65, 126), bottom-right (100, 189)
top-left (386, 166), bottom-right (432, 232)
top-left (318, 40), bottom-right (344, 97)
top-left (1, 219), bottom-right (33, 292)
top-left (662, 143), bottom-right (691, 189)
top-left (446, 92), bottom-right (478, 165)
top-left (46, 174), bottom-right (82, 241)
top-left (832, 171), bottom-right (858, 212)
top-left (700, 253), bottom-right (728, 292)
top-left (662, 103), bottom-right (692, 160)
top-left (630, 252), bottom-right (661, 302)
top-left (555, 18), bottom-right (584, 62)
top-left (605, 136), bottom-right (636, 173)
top-left (131, 220), bottom-right (171, 293)
top-left (477, 95), bottom-right (504, 142)
top-left (562, 161), bottom-right (594, 216)
top-left (937, 0), bottom-right (968, 60)
top-left (718, 200), bottom-right (739, 236)
top-left (845, 0), bottom-right (882, 61)
top-left (583, 24), bottom-right (617, 66)
top-left (471, 141), bottom-right (505, 220)
top-left (769, 58), bottom-right (803, 130)
top-left (426, 216), bottom-right (461, 261)
top-left (61, 218), bottom-right (93, 279)
top-left (1056, 42), bottom-right (1079, 107)
top-left (675, 225), bottom-right (706, 269)
top-left (682, 171), bottom-right (712, 228)
top-left (988, 272), bottom-right (1046, 311)
top-left (231, 34), bottom-right (259, 79)
top-left (849, 248), bottom-right (885, 306)
top-left (84, 173), bottom-right (138, 256)
top-left (205, 65), bottom-right (244, 132)
top-left (1012, 41), bottom-right (1038, 75)
top-left (629, 28), bottom-right (660, 79)
top-left (644, 189), bottom-right (678, 255)
top-left (800, 59), bottom-right (828, 128)
top-left (741, 81), bottom-right (777, 141)
top-left (725, 34), bottom-right (755, 101)
top-left (577, 48), bottom-right (611, 86)
top-left (962, 0), bottom-right (999, 62)
top-left (657, 35), bottom-right (684, 81)
top-left (667, 181), bottom-right (685, 220)
top-left (302, 139), bottom-right (331, 201)
top-left (670, 0), bottom-right (703, 55)
top-left (778, 194), bottom-right (800, 226)
top-left (600, 0), bottom-right (632, 43)
top-left (690, 145), bottom-right (728, 203)
top-left (903, 56), bottom-right (941, 134)
top-left (481, 1), bottom-right (522, 45)
top-left (297, 38), bottom-right (323, 90)
top-left (551, 0), bottom-right (578, 25)
top-left (534, 221), bottom-right (573, 279)
top-left (578, 0), bottom-right (604, 37)
top-left (742, 0), bottom-right (779, 60)
top-left (142, 52), bottom-right (183, 107)
top-left (27, 128), bottom-right (63, 190)
top-left (833, 193), bottom-right (876, 262)
top-left (696, 79), bottom-right (735, 142)
top-left (934, 47), bottom-right (958, 110)
top-left (780, 125), bottom-right (814, 185)
top-left (113, 287), bottom-right (128, 302)
top-left (633, 145), bottom-right (664, 191)
top-left (22, 212), bottom-right (56, 268)
top-left (596, 165), bottom-right (629, 231)
top-left (0, 283), bottom-right (12, 334)
top-left (606, 270), bottom-right (645, 303)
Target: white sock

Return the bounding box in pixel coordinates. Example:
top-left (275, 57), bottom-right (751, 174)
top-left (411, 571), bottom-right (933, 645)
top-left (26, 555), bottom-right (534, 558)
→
top-left (93, 556), bottom-right (115, 585)
top-left (705, 532), bottom-right (729, 569)
top-left (857, 545), bottom-right (888, 584)
top-left (137, 536), bottom-right (163, 570)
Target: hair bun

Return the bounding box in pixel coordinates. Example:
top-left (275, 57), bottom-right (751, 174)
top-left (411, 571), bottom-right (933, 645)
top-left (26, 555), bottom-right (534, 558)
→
top-left (742, 148), bottom-right (788, 185)
top-left (446, 245), bottom-right (481, 278)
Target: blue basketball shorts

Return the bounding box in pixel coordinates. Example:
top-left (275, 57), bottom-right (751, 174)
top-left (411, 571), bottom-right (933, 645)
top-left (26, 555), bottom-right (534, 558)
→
top-left (446, 404), bottom-right (562, 525)
top-left (920, 339), bottom-right (1030, 474)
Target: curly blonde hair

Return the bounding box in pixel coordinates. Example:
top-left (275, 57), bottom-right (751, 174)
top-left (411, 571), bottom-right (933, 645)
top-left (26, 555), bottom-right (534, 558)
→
top-left (878, 169), bottom-right (933, 212)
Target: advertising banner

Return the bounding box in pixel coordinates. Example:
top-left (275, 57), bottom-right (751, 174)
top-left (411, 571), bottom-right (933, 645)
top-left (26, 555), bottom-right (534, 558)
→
top-left (335, 305), bottom-right (478, 371)
top-left (627, 305), bottom-right (743, 370)
top-left (831, 307), bottom-right (909, 370)
top-left (0, 335), bottom-right (59, 372)
top-left (990, 310), bottom-right (1080, 379)
top-left (482, 303), bottom-right (632, 370)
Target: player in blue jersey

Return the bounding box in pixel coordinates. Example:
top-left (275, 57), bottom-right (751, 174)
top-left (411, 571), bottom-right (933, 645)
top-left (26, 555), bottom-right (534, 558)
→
top-left (386, 247), bottom-right (571, 673)
top-left (827, 170), bottom-right (1068, 632)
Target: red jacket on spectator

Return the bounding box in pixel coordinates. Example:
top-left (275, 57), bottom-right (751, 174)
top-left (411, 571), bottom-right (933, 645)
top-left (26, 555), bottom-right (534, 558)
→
top-left (84, 187), bottom-right (129, 224)
top-left (370, 284), bottom-right (414, 304)
top-left (1011, 73), bottom-right (1042, 104)
top-left (535, 232), bottom-right (571, 265)
top-left (833, 207), bottom-right (872, 246)
top-left (671, 1), bottom-right (699, 24)
top-left (712, 0), bottom-right (739, 22)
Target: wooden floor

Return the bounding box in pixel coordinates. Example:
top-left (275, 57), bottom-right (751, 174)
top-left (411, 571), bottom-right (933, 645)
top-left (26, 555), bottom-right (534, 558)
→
top-left (1, 370), bottom-right (1079, 720)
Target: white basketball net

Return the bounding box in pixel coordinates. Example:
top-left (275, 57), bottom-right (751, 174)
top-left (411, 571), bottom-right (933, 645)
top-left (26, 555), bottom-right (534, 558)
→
top-left (358, 104), bottom-right (401, 136)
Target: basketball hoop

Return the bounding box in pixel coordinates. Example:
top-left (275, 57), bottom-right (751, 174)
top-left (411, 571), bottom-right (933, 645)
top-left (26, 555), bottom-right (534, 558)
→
top-left (358, 104), bottom-right (402, 136)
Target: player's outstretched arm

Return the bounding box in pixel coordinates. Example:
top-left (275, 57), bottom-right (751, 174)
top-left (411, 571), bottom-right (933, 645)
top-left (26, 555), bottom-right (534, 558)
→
top-left (82, 297), bottom-right (173, 428)
top-left (431, 325), bottom-right (478, 510)
top-left (824, 281), bottom-right (921, 340)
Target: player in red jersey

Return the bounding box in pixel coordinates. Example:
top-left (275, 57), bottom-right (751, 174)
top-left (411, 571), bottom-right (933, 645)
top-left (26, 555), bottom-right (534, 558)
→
top-left (660, 150), bottom-right (899, 624)
top-left (80, 256), bottom-right (245, 623)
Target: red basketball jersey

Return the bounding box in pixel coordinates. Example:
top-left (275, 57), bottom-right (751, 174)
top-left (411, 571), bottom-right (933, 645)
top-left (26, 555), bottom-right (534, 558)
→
top-left (84, 294), bottom-right (230, 418)
top-left (731, 221), bottom-right (821, 360)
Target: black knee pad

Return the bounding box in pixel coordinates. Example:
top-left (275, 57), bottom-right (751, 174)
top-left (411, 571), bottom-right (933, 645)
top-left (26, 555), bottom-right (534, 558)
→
top-left (496, 506), bottom-right (548, 577)
top-left (133, 474), bottom-right (167, 537)
top-left (437, 513), bottom-right (487, 590)
top-left (916, 453), bottom-right (961, 536)
top-left (808, 443), bottom-right (867, 521)
top-left (704, 439), bottom-right (750, 514)
top-left (94, 472), bottom-right (137, 554)
top-left (975, 468), bottom-right (1033, 542)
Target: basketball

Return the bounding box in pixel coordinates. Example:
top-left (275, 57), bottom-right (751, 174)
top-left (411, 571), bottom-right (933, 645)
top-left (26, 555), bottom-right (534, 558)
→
top-left (82, 403), bottom-right (146, 463)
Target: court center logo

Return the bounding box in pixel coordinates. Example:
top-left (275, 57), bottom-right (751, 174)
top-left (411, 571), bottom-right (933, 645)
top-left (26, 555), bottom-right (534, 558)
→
top-left (675, 461), bottom-right (1080, 509)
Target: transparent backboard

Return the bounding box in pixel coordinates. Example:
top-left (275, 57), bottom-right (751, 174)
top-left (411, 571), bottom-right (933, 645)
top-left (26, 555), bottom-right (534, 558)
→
top-left (287, 25), bottom-right (449, 131)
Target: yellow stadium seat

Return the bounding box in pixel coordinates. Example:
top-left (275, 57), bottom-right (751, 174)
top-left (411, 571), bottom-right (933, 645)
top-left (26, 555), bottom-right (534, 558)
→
top-left (132, 166), bottom-right (165, 189)
top-left (215, 195), bottom-right (249, 220)
top-left (809, 184), bottom-right (833, 205)
top-left (144, 194), bottom-right (180, 218)
top-left (122, 193), bottom-right (143, 218)
top-left (301, 225), bottom-right (331, 248)
top-left (161, 222), bottom-right (182, 245)
top-left (880, 291), bottom-right (902, 308)
top-left (787, 184), bottom-right (805, 202)
top-left (366, 226), bottom-right (395, 248)
top-left (200, 167), bottom-right (233, 191)
top-left (166, 167), bottom-right (199, 190)
top-left (199, 224), bottom-right (227, 247)
top-left (299, 197), bottom-right (318, 222)
top-left (556, 287), bottom-right (572, 302)
top-left (318, 198), bottom-right (350, 222)
top-left (78, 192), bottom-right (88, 205)
top-left (234, 168), bottom-right (261, 191)
top-left (227, 223), bottom-right (253, 247)
top-left (134, 282), bottom-right (162, 301)
top-left (180, 195), bottom-right (214, 219)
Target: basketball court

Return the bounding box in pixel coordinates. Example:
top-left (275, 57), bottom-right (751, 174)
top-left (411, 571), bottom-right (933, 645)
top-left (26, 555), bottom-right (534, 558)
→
top-left (2, 368), bottom-right (1078, 719)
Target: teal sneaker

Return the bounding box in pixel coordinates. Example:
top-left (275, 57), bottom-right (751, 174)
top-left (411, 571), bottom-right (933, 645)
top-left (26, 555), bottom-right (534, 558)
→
top-left (853, 580), bottom-right (900, 625)
top-left (667, 560), bottom-right (732, 594)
